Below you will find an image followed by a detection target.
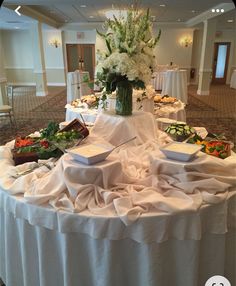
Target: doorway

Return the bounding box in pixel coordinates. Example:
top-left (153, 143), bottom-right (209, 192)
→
top-left (212, 42), bottom-right (231, 84)
top-left (66, 44), bottom-right (95, 79)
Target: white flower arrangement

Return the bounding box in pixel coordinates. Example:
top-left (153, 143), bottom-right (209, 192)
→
top-left (96, 8), bottom-right (161, 94)
top-left (133, 84), bottom-right (156, 102)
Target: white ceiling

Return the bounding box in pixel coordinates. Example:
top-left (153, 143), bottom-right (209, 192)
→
top-left (0, 0), bottom-right (235, 30)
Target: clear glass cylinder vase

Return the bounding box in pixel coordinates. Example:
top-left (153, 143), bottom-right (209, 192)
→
top-left (115, 80), bottom-right (133, 116)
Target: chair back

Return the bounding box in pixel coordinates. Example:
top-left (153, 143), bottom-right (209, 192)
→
top-left (5, 85), bottom-right (14, 109)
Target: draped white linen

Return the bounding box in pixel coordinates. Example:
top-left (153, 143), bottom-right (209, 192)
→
top-left (1, 111), bottom-right (236, 286)
top-left (161, 70), bottom-right (188, 103)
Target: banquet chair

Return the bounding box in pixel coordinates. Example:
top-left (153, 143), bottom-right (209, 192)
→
top-left (0, 85), bottom-right (17, 129)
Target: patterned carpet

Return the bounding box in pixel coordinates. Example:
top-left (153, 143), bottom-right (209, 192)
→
top-left (0, 87), bottom-right (66, 145)
top-left (0, 85), bottom-right (235, 148)
top-left (186, 85), bottom-right (236, 147)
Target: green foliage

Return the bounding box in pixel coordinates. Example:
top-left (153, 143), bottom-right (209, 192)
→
top-left (40, 122), bottom-right (59, 139)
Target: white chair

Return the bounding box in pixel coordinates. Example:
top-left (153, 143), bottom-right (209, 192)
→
top-left (0, 85), bottom-right (17, 129)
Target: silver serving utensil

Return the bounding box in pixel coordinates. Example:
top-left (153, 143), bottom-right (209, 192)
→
top-left (112, 136), bottom-right (137, 151)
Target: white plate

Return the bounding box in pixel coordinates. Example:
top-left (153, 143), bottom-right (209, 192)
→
top-left (160, 142), bottom-right (202, 162)
top-left (67, 144), bottom-right (113, 165)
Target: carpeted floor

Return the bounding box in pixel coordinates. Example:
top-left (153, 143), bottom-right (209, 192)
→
top-left (0, 87), bottom-right (66, 145)
top-left (0, 84), bottom-right (235, 148)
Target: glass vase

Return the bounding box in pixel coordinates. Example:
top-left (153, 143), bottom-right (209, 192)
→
top-left (115, 80), bottom-right (133, 116)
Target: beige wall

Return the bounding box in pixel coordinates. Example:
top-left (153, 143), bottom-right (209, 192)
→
top-left (46, 68), bottom-right (66, 85)
top-left (190, 27), bottom-right (236, 85)
top-left (5, 68), bottom-right (34, 85)
top-left (63, 30), bottom-right (96, 44)
top-left (154, 28), bottom-right (194, 68)
top-left (2, 30), bottom-right (34, 69)
top-left (2, 28), bottom-right (66, 86)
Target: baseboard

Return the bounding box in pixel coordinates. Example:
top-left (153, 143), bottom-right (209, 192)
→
top-left (7, 82), bottom-right (66, 87)
top-left (197, 89), bottom-right (209, 95)
top-left (36, 91), bottom-right (49, 96)
top-left (7, 82), bottom-right (36, 86)
top-left (47, 83), bottom-right (66, 86)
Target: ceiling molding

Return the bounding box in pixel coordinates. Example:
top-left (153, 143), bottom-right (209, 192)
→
top-left (186, 2), bottom-right (235, 27)
top-left (3, 4), bottom-right (59, 28)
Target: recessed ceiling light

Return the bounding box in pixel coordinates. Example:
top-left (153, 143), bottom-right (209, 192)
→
top-left (227, 19), bottom-right (234, 23)
top-left (89, 15), bottom-right (94, 18)
top-left (221, 9), bottom-right (224, 12)
top-left (177, 19), bottom-right (181, 22)
top-left (212, 9), bottom-right (215, 12)
top-left (216, 9), bottom-right (220, 12)
top-left (160, 4), bottom-right (166, 7)
top-left (80, 5), bottom-right (87, 8)
top-left (191, 10), bottom-right (196, 13)
top-left (15, 26), bottom-right (19, 29)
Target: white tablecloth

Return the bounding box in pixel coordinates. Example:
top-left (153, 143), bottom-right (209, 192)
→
top-left (0, 188), bottom-right (235, 286)
top-left (65, 104), bottom-right (98, 124)
top-left (0, 111), bottom-right (236, 286)
top-left (230, 70), bottom-right (236, 89)
top-left (67, 71), bottom-right (92, 103)
top-left (91, 111), bottom-right (158, 146)
top-left (151, 71), bottom-right (166, 90)
top-left (161, 70), bottom-right (188, 104)
top-left (154, 100), bottom-right (186, 122)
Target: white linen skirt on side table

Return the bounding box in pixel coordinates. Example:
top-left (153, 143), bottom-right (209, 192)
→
top-left (230, 70), bottom-right (236, 89)
top-left (161, 70), bottom-right (188, 104)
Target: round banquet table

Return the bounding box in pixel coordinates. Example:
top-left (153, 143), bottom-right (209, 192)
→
top-left (154, 100), bottom-right (186, 122)
top-left (0, 187), bottom-right (236, 286)
top-left (65, 104), bottom-right (98, 124)
top-left (151, 71), bottom-right (166, 90)
top-left (0, 111), bottom-right (236, 286)
top-left (161, 70), bottom-right (188, 104)
top-left (67, 71), bottom-right (92, 103)
top-left (230, 70), bottom-right (236, 89)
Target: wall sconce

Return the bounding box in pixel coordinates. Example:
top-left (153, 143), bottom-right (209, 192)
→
top-left (179, 37), bottom-right (192, 48)
top-left (49, 38), bottom-right (61, 48)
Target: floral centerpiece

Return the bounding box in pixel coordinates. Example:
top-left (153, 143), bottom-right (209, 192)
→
top-left (96, 8), bottom-right (161, 115)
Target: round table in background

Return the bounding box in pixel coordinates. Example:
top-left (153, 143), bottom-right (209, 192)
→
top-left (161, 70), bottom-right (188, 103)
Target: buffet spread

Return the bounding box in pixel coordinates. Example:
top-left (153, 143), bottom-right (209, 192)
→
top-left (0, 110), bottom-right (236, 230)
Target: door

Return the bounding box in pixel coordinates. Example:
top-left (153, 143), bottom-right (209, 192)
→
top-left (66, 44), bottom-right (95, 79)
top-left (212, 42), bottom-right (231, 84)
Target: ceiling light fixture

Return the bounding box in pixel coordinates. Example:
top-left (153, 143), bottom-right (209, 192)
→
top-left (177, 19), bottom-right (181, 22)
top-left (227, 19), bottom-right (233, 23)
top-left (212, 8), bottom-right (224, 13)
top-left (160, 4), bottom-right (166, 7)
top-left (80, 5), bottom-right (87, 8)
top-left (89, 15), bottom-right (94, 18)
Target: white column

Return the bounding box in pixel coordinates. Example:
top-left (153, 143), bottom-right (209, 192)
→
top-left (232, 20), bottom-right (236, 70)
top-left (197, 19), bottom-right (216, 95)
top-left (0, 31), bottom-right (7, 105)
top-left (31, 22), bottom-right (48, 96)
